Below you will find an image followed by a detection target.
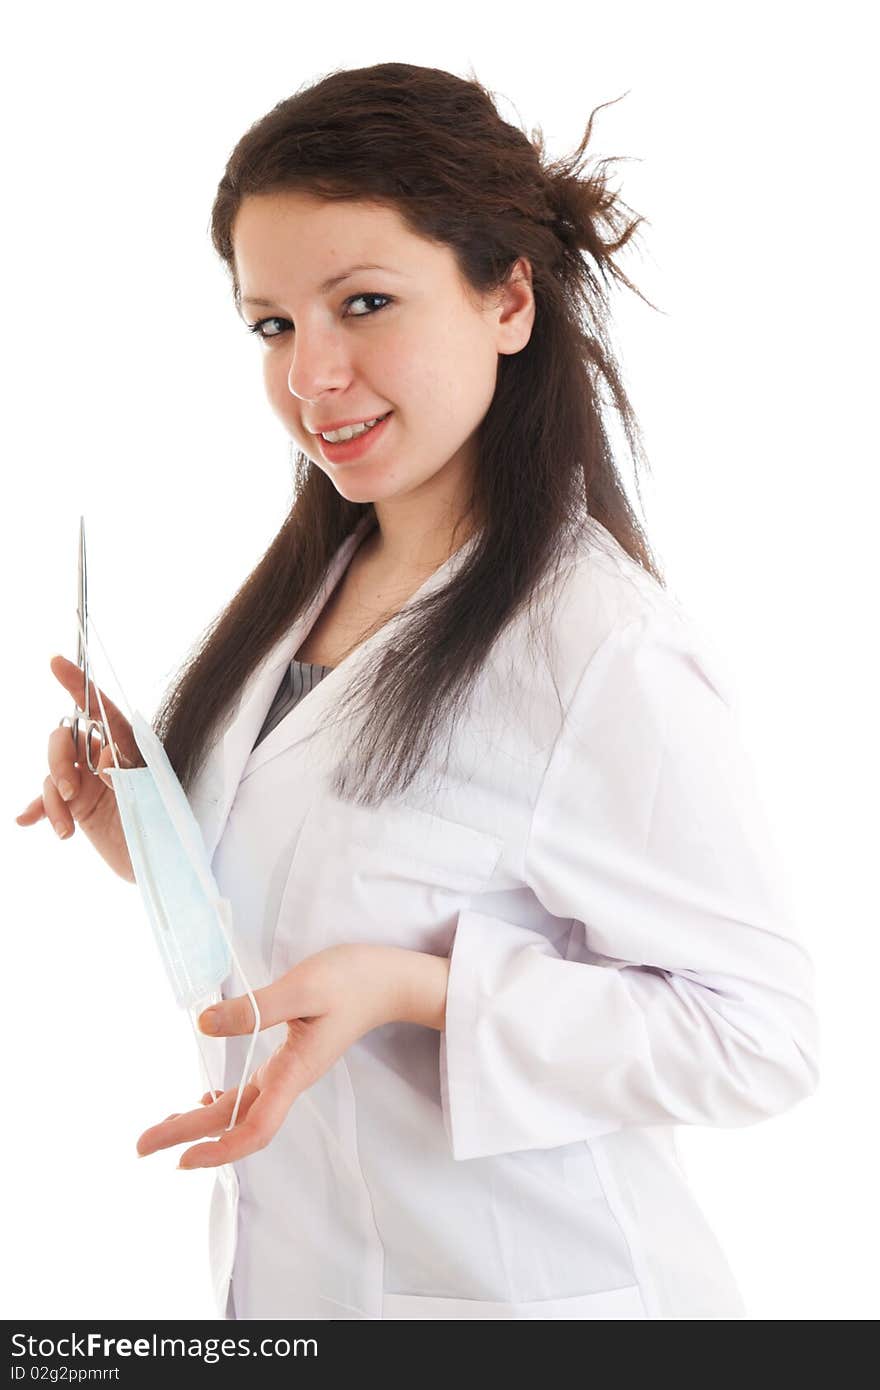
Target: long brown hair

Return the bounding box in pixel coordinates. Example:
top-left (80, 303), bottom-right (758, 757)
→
top-left (154, 61), bottom-right (665, 806)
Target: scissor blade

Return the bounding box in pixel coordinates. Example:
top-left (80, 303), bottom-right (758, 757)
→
top-left (76, 514), bottom-right (89, 706)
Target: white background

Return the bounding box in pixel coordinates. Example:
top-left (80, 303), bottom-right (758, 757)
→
top-left (4, 0), bottom-right (877, 1321)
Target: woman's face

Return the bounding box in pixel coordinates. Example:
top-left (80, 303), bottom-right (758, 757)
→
top-left (232, 191), bottom-right (533, 516)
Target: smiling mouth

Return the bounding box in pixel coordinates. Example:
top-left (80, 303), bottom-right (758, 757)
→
top-left (321, 412), bottom-right (390, 441)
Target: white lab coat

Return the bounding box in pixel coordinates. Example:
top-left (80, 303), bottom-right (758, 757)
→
top-left (188, 511), bottom-right (819, 1321)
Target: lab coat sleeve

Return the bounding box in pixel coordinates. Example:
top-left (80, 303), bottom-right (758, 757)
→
top-left (439, 611), bottom-right (820, 1161)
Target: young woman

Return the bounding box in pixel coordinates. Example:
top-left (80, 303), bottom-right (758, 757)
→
top-left (23, 62), bottom-right (819, 1320)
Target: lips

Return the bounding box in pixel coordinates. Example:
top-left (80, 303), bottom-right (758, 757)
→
top-left (311, 411), bottom-right (391, 438)
top-left (316, 409), bottom-right (394, 463)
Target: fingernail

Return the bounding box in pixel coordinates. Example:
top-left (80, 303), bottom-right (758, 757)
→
top-left (54, 821), bottom-right (70, 839)
top-left (59, 780), bottom-right (74, 801)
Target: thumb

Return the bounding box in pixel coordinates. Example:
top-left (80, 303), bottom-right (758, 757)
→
top-left (196, 965), bottom-right (323, 1037)
top-left (97, 740), bottom-right (141, 787)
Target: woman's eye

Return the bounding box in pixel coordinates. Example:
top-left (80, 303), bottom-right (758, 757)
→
top-left (247, 316), bottom-right (288, 340)
top-left (345, 292), bottom-right (392, 317)
top-left (246, 292), bottom-right (392, 341)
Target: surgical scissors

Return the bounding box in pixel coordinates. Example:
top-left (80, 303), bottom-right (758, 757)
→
top-left (58, 516), bottom-right (108, 775)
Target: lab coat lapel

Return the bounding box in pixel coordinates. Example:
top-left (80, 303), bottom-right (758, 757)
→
top-left (189, 514), bottom-right (375, 863)
top-left (239, 526), bottom-right (483, 783)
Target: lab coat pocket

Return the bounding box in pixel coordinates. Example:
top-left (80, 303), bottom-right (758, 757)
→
top-left (270, 794), bottom-right (504, 973)
top-left (381, 1283), bottom-right (649, 1319)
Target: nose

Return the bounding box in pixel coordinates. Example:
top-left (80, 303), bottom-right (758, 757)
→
top-left (284, 323), bottom-right (353, 404)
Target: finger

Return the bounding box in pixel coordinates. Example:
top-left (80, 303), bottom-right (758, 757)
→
top-left (50, 653), bottom-right (128, 730)
top-left (14, 796), bottom-right (47, 827)
top-left (41, 774), bottom-right (73, 840)
top-left (197, 963), bottom-right (324, 1038)
top-left (49, 718), bottom-right (139, 814)
top-left (44, 726), bottom-right (120, 829)
top-left (179, 1079), bottom-right (296, 1169)
top-left (136, 1087), bottom-right (256, 1157)
top-left (181, 1020), bottom-right (338, 1169)
top-left (50, 655), bottom-right (141, 767)
top-left (47, 724), bottom-right (86, 805)
top-left (95, 739), bottom-right (139, 790)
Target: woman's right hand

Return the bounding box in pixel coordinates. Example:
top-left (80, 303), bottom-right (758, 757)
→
top-left (14, 654), bottom-right (143, 883)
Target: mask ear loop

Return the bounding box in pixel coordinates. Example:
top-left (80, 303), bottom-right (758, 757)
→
top-left (78, 609), bottom-right (261, 1134)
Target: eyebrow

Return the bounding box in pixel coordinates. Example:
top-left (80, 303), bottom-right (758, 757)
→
top-left (240, 263), bottom-right (400, 308)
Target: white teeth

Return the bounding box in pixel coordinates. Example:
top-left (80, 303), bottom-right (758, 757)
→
top-left (322, 413), bottom-right (387, 443)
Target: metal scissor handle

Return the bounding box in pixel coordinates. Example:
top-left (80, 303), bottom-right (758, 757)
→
top-left (58, 710), bottom-right (108, 776)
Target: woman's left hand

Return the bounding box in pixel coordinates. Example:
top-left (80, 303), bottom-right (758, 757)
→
top-left (135, 943), bottom-right (447, 1170)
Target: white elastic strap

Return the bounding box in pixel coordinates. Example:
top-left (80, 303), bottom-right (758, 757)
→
top-left (186, 1009), bottom-right (223, 1105)
top-left (83, 613), bottom-right (136, 728)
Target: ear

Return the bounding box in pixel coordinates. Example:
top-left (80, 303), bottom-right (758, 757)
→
top-left (495, 256), bottom-right (536, 356)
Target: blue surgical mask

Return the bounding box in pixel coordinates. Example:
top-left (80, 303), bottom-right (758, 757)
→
top-left (80, 613), bottom-right (260, 1131)
top-left (108, 712), bottom-right (233, 1009)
